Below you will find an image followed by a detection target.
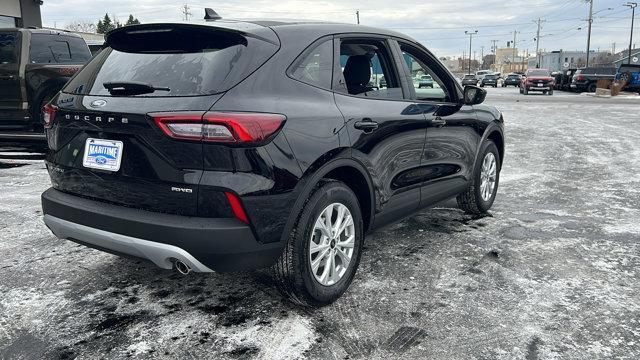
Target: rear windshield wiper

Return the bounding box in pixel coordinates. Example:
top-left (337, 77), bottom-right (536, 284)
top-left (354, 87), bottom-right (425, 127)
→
top-left (103, 81), bottom-right (171, 96)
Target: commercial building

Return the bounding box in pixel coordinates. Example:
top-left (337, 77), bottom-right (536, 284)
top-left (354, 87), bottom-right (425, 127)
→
top-left (528, 50), bottom-right (614, 72)
top-left (0, 0), bottom-right (42, 28)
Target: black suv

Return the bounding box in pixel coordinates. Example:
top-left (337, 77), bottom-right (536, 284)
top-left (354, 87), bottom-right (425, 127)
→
top-left (41, 18), bottom-right (504, 306)
top-left (480, 74), bottom-right (498, 87)
top-left (0, 28), bottom-right (92, 139)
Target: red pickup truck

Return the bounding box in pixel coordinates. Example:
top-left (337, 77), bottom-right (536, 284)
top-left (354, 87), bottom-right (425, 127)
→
top-left (519, 69), bottom-right (555, 95)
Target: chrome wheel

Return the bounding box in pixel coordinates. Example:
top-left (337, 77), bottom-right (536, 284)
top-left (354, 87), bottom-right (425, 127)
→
top-left (480, 152), bottom-right (497, 201)
top-left (309, 203), bottom-right (355, 286)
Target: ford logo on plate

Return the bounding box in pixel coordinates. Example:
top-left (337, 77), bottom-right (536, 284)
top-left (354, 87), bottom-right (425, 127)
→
top-left (90, 99), bottom-right (107, 108)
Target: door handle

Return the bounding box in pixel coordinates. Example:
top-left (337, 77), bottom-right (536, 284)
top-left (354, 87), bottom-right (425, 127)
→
top-left (431, 117), bottom-right (446, 127)
top-left (354, 118), bottom-right (379, 133)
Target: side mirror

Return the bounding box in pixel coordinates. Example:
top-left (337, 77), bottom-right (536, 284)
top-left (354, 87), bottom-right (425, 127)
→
top-left (463, 86), bottom-right (486, 105)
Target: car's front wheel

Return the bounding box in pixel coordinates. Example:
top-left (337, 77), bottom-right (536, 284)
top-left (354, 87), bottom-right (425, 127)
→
top-left (457, 140), bottom-right (500, 214)
top-left (271, 180), bottom-right (364, 306)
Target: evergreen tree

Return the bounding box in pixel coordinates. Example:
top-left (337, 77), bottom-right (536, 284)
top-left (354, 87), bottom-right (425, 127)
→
top-left (125, 15), bottom-right (140, 26)
top-left (96, 14), bottom-right (115, 34)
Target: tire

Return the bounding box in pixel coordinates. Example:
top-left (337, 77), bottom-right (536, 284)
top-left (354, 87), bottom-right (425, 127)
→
top-left (271, 180), bottom-right (364, 306)
top-left (457, 141), bottom-right (501, 215)
top-left (543, 90), bottom-right (547, 95)
top-left (587, 82), bottom-right (597, 93)
top-left (548, 90), bottom-right (554, 95)
top-left (31, 86), bottom-right (59, 131)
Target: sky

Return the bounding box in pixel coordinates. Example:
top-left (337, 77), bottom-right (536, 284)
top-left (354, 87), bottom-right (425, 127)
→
top-left (40, 0), bottom-right (639, 58)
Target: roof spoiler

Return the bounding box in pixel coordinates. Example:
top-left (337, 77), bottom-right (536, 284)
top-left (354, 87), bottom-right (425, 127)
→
top-left (204, 8), bottom-right (222, 21)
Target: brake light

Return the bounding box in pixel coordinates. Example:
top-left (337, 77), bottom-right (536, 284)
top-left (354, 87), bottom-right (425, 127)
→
top-left (576, 75), bottom-right (585, 81)
top-left (151, 111), bottom-right (286, 143)
top-left (43, 103), bottom-right (57, 129)
top-left (224, 192), bottom-right (249, 224)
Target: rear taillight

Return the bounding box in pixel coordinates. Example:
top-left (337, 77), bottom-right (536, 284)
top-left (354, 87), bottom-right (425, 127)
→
top-left (576, 75), bottom-right (585, 81)
top-left (151, 111), bottom-right (286, 143)
top-left (43, 103), bottom-right (57, 129)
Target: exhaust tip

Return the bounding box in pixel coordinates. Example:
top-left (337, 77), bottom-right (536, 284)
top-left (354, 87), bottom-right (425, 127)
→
top-left (174, 259), bottom-right (191, 275)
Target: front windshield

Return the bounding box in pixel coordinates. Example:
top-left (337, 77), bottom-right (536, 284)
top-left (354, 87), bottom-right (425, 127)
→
top-left (527, 70), bottom-right (550, 77)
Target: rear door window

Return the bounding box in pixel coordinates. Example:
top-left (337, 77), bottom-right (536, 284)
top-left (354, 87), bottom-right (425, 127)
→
top-left (0, 32), bottom-right (19, 64)
top-left (63, 26), bottom-right (278, 97)
top-left (336, 38), bottom-right (403, 100)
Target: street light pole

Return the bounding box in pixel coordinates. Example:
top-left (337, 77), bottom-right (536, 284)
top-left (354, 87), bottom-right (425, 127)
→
top-left (465, 30), bottom-right (478, 75)
top-left (625, 2), bottom-right (637, 64)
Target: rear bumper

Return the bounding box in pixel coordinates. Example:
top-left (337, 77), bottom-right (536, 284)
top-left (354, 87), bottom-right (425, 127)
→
top-left (41, 188), bottom-right (284, 272)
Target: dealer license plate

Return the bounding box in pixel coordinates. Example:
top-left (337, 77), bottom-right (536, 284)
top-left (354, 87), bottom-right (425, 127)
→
top-left (82, 138), bottom-right (123, 172)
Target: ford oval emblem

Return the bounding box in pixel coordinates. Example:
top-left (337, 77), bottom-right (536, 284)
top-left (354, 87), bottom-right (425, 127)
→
top-left (90, 99), bottom-right (107, 108)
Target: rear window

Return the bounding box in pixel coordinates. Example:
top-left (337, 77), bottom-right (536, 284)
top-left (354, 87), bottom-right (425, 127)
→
top-left (63, 26), bottom-right (278, 97)
top-left (0, 32), bottom-right (19, 64)
top-left (29, 34), bottom-right (91, 64)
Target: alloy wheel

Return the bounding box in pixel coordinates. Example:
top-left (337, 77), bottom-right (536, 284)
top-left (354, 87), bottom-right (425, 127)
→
top-left (309, 203), bottom-right (355, 286)
top-left (480, 153), bottom-right (497, 201)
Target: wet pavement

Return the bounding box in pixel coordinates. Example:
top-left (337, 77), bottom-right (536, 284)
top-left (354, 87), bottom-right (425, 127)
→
top-left (1, 87), bottom-right (639, 359)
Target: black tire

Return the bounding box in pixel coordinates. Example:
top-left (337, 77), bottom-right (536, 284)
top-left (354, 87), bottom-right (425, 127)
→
top-left (31, 86), bottom-right (59, 131)
top-left (271, 180), bottom-right (364, 306)
top-left (587, 82), bottom-right (597, 93)
top-left (457, 141), bottom-right (501, 215)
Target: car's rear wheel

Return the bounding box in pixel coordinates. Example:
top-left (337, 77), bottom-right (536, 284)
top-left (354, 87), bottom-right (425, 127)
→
top-left (457, 141), bottom-right (500, 214)
top-left (588, 82), bottom-right (597, 93)
top-left (271, 180), bottom-right (364, 306)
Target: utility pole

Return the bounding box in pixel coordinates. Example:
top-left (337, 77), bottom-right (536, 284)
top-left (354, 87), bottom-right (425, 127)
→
top-left (613, 42), bottom-right (616, 54)
top-left (465, 30), bottom-right (478, 75)
top-left (356, 10), bottom-right (360, 25)
top-left (586, 0), bottom-right (594, 67)
top-left (512, 31), bottom-right (518, 63)
top-left (625, 2), bottom-right (637, 64)
top-left (181, 4), bottom-right (192, 21)
top-left (491, 40), bottom-right (499, 54)
top-left (534, 18), bottom-right (546, 68)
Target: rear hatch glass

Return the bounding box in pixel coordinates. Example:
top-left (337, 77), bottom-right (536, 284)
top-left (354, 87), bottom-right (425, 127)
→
top-left (63, 24), bottom-right (278, 97)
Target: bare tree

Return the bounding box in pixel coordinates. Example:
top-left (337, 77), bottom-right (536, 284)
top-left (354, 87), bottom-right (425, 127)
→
top-left (64, 20), bottom-right (97, 33)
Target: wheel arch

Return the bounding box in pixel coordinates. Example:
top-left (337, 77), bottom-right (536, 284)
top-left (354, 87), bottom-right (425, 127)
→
top-left (280, 157), bottom-right (376, 244)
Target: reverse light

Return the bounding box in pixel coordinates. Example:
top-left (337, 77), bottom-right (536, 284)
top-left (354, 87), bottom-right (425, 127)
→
top-left (224, 192), bottom-right (249, 224)
top-left (151, 111), bottom-right (285, 143)
top-left (43, 103), bottom-right (57, 129)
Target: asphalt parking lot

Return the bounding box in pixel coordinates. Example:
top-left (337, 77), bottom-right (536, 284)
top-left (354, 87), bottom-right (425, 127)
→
top-left (1, 87), bottom-right (639, 360)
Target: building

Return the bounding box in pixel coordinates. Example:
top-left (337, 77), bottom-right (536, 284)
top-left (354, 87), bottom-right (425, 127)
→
top-left (612, 49), bottom-right (640, 68)
top-left (492, 47), bottom-right (528, 74)
top-left (528, 50), bottom-right (614, 72)
top-left (0, 0), bottom-right (42, 28)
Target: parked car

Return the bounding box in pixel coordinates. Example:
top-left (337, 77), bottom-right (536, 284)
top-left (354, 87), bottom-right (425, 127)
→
top-left (480, 74), bottom-right (498, 87)
top-left (475, 70), bottom-right (493, 82)
top-left (570, 67), bottom-right (616, 92)
top-left (616, 64), bottom-right (640, 94)
top-left (520, 69), bottom-right (555, 95)
top-left (41, 15), bottom-right (505, 306)
top-left (502, 73), bottom-right (522, 87)
top-left (0, 28), bottom-right (92, 140)
top-left (462, 74), bottom-right (479, 86)
top-left (418, 74), bottom-right (434, 88)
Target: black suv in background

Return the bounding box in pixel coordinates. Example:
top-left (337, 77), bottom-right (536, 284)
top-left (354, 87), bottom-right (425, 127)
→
top-left (570, 67), bottom-right (616, 92)
top-left (502, 73), bottom-right (522, 87)
top-left (462, 74), bottom-right (479, 86)
top-left (41, 17), bottom-right (504, 306)
top-left (480, 74), bottom-right (498, 87)
top-left (0, 28), bottom-right (92, 139)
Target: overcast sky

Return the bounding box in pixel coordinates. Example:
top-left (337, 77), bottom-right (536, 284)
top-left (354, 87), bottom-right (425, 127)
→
top-left (41, 0), bottom-right (638, 58)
